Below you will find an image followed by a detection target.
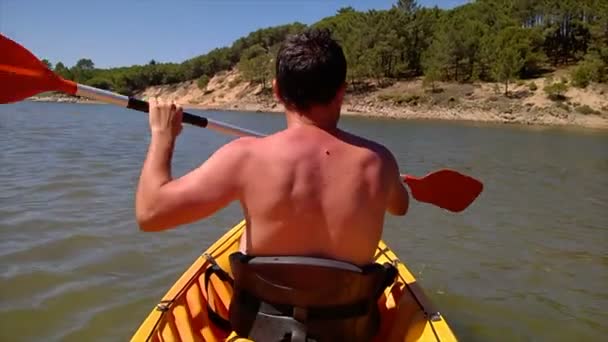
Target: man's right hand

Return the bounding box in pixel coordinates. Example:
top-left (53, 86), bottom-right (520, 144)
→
top-left (148, 98), bottom-right (183, 139)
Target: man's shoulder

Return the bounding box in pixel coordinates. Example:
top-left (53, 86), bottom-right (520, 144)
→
top-left (339, 130), bottom-right (400, 175)
top-left (213, 136), bottom-right (259, 161)
top-left (340, 129), bottom-right (393, 158)
top-left (218, 133), bottom-right (285, 158)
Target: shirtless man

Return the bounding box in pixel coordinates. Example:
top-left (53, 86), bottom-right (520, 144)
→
top-left (135, 29), bottom-right (409, 266)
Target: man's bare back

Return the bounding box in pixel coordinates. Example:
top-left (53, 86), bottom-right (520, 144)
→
top-left (238, 125), bottom-right (406, 265)
top-left (135, 29), bottom-right (409, 266)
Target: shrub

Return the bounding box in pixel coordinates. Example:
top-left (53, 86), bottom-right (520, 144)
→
top-left (571, 67), bottom-right (591, 88)
top-left (85, 77), bottom-right (113, 90)
top-left (197, 75), bottom-right (210, 90)
top-left (571, 57), bottom-right (604, 88)
top-left (378, 93), bottom-right (421, 105)
top-left (576, 105), bottom-right (600, 115)
top-left (528, 82), bottom-right (538, 91)
top-left (556, 102), bottom-right (570, 112)
top-left (228, 77), bottom-right (241, 89)
top-left (544, 81), bottom-right (569, 101)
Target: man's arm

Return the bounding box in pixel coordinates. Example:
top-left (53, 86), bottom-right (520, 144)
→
top-left (134, 99), bottom-right (251, 231)
top-left (384, 150), bottom-right (409, 216)
top-left (135, 137), bottom-right (250, 231)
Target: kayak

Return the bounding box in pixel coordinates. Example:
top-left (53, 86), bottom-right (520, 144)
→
top-left (131, 220), bottom-right (457, 341)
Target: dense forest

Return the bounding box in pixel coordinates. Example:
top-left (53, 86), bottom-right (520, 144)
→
top-left (44, 0), bottom-right (608, 96)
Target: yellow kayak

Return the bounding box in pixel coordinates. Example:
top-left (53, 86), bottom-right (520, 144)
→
top-left (131, 220), bottom-right (457, 341)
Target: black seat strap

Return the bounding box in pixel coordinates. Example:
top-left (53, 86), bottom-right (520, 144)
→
top-left (203, 262), bottom-right (233, 332)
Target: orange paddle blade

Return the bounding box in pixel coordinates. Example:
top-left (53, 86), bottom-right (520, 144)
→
top-left (403, 169), bottom-right (483, 212)
top-left (0, 34), bottom-right (76, 104)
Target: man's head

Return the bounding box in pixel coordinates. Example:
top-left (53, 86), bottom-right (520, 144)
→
top-left (274, 28), bottom-right (347, 114)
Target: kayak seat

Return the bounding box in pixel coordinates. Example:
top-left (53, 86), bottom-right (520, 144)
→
top-left (228, 252), bottom-right (397, 342)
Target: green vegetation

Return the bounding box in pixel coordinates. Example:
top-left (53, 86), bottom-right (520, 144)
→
top-left (238, 44), bottom-right (275, 89)
top-left (576, 105), bottom-right (601, 115)
top-left (379, 93), bottom-right (421, 105)
top-left (544, 78), bottom-right (569, 101)
top-left (197, 75), bottom-right (210, 90)
top-left (44, 0), bottom-right (608, 96)
top-left (228, 76), bottom-right (242, 89)
top-left (41, 59), bottom-right (53, 69)
top-left (571, 56), bottom-right (606, 88)
top-left (555, 102), bottom-right (571, 112)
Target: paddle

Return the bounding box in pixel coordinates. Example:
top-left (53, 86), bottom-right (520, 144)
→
top-left (403, 170), bottom-right (482, 213)
top-left (0, 33), bottom-right (482, 212)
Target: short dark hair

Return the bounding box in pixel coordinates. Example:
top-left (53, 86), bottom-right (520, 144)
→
top-left (275, 28), bottom-right (347, 110)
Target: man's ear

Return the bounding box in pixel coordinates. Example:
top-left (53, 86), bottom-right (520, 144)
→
top-left (335, 82), bottom-right (347, 104)
top-left (272, 79), bottom-right (282, 103)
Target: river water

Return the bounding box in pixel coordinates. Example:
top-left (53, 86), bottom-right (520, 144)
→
top-left (1, 102), bottom-right (606, 341)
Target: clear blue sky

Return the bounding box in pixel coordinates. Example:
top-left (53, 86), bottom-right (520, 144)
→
top-left (1, 0), bottom-right (467, 69)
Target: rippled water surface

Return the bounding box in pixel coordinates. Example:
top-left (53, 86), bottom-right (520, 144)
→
top-left (1, 102), bottom-right (607, 341)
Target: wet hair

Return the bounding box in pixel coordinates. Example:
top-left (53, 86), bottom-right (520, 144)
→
top-left (275, 28), bottom-right (347, 111)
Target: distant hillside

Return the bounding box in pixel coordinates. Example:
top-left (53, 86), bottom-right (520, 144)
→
top-left (134, 66), bottom-right (608, 129)
top-left (44, 0), bottom-right (607, 98)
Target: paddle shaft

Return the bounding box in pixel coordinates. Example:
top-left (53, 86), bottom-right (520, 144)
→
top-left (78, 83), bottom-right (482, 211)
top-left (75, 83), bottom-right (265, 138)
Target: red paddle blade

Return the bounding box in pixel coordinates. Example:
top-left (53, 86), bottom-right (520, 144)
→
top-left (404, 169), bottom-right (483, 212)
top-left (0, 34), bottom-right (76, 104)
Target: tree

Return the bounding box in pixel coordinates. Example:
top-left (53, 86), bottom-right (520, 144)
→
top-left (405, 7), bottom-right (442, 75)
top-left (71, 58), bottom-right (95, 83)
top-left (314, 7), bottom-right (370, 83)
top-left (239, 45), bottom-right (273, 88)
top-left (492, 46), bottom-right (523, 95)
top-left (41, 59), bottom-right (53, 70)
top-left (396, 0), bottom-right (418, 15)
top-left (75, 58), bottom-right (95, 70)
top-left (422, 60), bottom-right (442, 93)
top-left (337, 6), bottom-right (356, 15)
top-left (489, 26), bottom-right (537, 95)
top-left (86, 77), bottom-right (113, 90)
top-left (54, 62), bottom-right (72, 80)
top-left (422, 34), bottom-right (449, 92)
top-left (197, 75), bottom-right (210, 90)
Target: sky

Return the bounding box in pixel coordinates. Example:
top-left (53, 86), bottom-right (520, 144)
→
top-left (0, 0), bottom-right (468, 69)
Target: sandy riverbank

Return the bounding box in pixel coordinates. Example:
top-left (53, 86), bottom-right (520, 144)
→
top-left (139, 69), bottom-right (608, 129)
top-left (29, 93), bottom-right (103, 104)
top-left (28, 69), bottom-right (608, 130)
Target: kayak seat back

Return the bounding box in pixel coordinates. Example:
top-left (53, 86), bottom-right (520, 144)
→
top-left (228, 252), bottom-right (397, 342)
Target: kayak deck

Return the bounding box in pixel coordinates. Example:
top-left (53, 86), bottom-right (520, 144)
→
top-left (131, 220), bottom-right (457, 341)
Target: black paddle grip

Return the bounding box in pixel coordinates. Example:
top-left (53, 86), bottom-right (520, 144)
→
top-left (127, 98), bottom-right (208, 128)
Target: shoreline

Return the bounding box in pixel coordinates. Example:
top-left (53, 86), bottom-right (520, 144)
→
top-left (28, 95), bottom-right (104, 105)
top-left (185, 100), bottom-right (608, 130)
top-left (27, 94), bottom-right (608, 130)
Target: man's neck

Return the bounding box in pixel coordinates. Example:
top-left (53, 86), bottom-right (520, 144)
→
top-left (284, 107), bottom-right (339, 132)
